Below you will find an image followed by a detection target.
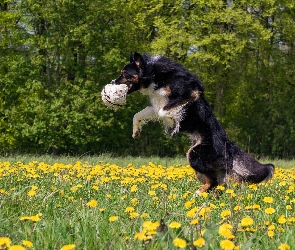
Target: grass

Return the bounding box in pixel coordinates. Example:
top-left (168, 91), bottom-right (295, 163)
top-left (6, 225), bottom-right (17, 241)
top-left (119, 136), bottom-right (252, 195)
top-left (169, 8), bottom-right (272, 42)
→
top-left (0, 155), bottom-right (295, 250)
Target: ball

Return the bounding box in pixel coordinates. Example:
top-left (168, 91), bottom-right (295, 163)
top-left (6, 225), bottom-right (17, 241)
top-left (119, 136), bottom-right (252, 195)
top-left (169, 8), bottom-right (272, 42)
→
top-left (101, 83), bottom-right (128, 110)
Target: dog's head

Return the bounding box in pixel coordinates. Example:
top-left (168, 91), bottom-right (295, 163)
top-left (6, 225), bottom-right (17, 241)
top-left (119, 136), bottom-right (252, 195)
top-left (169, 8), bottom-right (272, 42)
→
top-left (111, 52), bottom-right (146, 94)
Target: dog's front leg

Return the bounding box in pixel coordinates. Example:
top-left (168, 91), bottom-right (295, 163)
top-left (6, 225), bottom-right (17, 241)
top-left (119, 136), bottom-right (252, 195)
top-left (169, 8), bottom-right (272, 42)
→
top-left (133, 106), bottom-right (157, 138)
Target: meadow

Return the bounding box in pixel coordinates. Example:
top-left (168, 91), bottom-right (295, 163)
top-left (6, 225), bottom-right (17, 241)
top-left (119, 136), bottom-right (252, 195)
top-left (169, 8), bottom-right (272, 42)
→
top-left (0, 155), bottom-right (294, 250)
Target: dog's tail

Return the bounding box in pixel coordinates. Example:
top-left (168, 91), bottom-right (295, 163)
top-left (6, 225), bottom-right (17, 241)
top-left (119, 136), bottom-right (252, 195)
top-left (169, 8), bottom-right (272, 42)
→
top-left (232, 153), bottom-right (275, 183)
top-left (263, 163), bottom-right (275, 182)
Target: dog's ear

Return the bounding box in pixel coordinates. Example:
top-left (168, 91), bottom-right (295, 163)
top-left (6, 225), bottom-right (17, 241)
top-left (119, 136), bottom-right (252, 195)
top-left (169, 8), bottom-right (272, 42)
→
top-left (133, 52), bottom-right (144, 69)
top-left (129, 51), bottom-right (134, 63)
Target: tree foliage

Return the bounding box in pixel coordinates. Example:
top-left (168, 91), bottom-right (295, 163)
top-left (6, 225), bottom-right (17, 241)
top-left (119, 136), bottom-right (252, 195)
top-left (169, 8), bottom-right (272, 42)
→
top-left (0, 0), bottom-right (294, 157)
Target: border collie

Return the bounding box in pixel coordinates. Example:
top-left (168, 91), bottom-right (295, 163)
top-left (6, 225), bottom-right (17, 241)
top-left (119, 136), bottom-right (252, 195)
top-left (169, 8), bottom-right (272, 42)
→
top-left (111, 52), bottom-right (274, 194)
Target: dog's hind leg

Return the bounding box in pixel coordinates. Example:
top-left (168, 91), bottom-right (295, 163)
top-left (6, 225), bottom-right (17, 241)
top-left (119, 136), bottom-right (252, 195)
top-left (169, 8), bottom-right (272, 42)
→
top-left (187, 140), bottom-right (219, 195)
top-left (132, 106), bottom-right (157, 138)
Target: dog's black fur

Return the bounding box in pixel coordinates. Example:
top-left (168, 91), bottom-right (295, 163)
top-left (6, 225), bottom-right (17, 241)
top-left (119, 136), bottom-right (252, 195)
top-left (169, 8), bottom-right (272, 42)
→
top-left (112, 52), bottom-right (274, 194)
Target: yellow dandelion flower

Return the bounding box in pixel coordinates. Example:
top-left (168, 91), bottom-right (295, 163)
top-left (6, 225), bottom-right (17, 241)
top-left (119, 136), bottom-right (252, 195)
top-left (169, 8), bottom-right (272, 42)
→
top-left (278, 215), bottom-right (287, 224)
top-left (268, 224), bottom-right (276, 230)
top-left (265, 207), bottom-right (276, 215)
top-left (286, 205), bottom-right (292, 210)
top-left (100, 208), bottom-right (105, 212)
top-left (60, 244), bottom-right (76, 250)
top-left (0, 237), bottom-right (11, 248)
top-left (267, 230), bottom-right (274, 238)
top-left (125, 206), bottom-right (135, 213)
top-left (193, 237), bottom-right (206, 247)
top-left (22, 240), bottom-right (33, 248)
top-left (200, 192), bottom-right (209, 198)
top-left (190, 218), bottom-right (199, 225)
top-left (141, 213), bottom-right (149, 218)
top-left (234, 206), bottom-right (242, 211)
top-left (86, 199), bottom-right (98, 208)
top-left (106, 194), bottom-right (112, 199)
top-left (130, 198), bottom-right (138, 206)
top-left (168, 193), bottom-right (176, 200)
top-left (278, 243), bottom-right (290, 250)
top-left (221, 210), bottom-right (231, 218)
top-left (263, 197), bottom-right (274, 203)
top-left (129, 212), bottom-right (139, 219)
top-left (187, 207), bottom-right (198, 218)
top-left (173, 238), bottom-right (187, 248)
top-left (169, 221), bottom-right (181, 229)
top-left (216, 185), bottom-right (225, 191)
top-left (9, 245), bottom-right (26, 250)
top-left (184, 200), bottom-right (195, 209)
top-left (109, 216), bottom-right (118, 222)
top-left (226, 189), bottom-right (234, 194)
top-left (92, 185), bottom-right (99, 191)
top-left (252, 204), bottom-right (261, 210)
top-left (219, 224), bottom-right (234, 239)
top-left (148, 190), bottom-right (156, 196)
top-left (134, 232), bottom-right (147, 241)
top-left (142, 221), bottom-right (160, 231)
top-left (130, 185), bottom-right (137, 192)
top-left (248, 184), bottom-right (257, 190)
top-left (220, 239), bottom-right (235, 250)
top-left (240, 217), bottom-right (254, 227)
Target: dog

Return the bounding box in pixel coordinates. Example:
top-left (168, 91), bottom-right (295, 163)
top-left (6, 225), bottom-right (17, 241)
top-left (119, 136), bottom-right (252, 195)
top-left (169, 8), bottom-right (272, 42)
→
top-left (111, 52), bottom-right (274, 195)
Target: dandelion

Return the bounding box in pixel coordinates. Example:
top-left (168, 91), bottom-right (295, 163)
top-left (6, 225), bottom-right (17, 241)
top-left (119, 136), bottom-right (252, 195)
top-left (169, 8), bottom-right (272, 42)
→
top-left (220, 239), bottom-right (235, 250)
top-left (184, 200), bottom-right (195, 209)
top-left (240, 217), bottom-right (254, 227)
top-left (216, 185), bottom-right (225, 191)
top-left (193, 237), bottom-right (206, 247)
top-left (141, 213), bottom-right (149, 218)
top-left (278, 243), bottom-right (290, 250)
top-left (173, 238), bottom-right (187, 248)
top-left (130, 185), bottom-right (137, 192)
top-left (267, 230), bottom-right (274, 238)
top-left (219, 224), bottom-right (234, 239)
top-left (265, 207), bottom-right (276, 215)
top-left (92, 185), bottom-right (99, 191)
top-left (221, 210), bottom-right (231, 218)
top-left (148, 190), bottom-right (156, 196)
top-left (60, 244), bottom-right (76, 250)
top-left (0, 237), bottom-right (11, 248)
top-left (226, 189), bottom-right (234, 194)
top-left (9, 245), bottom-right (26, 250)
top-left (142, 221), bottom-right (160, 231)
top-left (86, 199), bottom-right (98, 208)
top-left (263, 197), bottom-right (274, 203)
top-left (200, 192), bottom-right (209, 198)
top-left (286, 205), bottom-right (292, 210)
top-left (234, 205), bottom-right (242, 211)
top-left (22, 240), bottom-right (33, 248)
top-left (190, 218), bottom-right (199, 225)
top-left (278, 215), bottom-right (287, 224)
top-left (125, 206), bottom-right (135, 213)
top-left (169, 221), bottom-right (181, 229)
top-left (129, 212), bottom-right (139, 219)
top-left (109, 216), bottom-right (118, 222)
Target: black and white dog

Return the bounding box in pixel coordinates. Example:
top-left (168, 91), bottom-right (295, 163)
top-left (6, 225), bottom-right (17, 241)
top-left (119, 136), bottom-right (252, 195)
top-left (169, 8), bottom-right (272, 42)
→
top-left (111, 52), bottom-right (274, 194)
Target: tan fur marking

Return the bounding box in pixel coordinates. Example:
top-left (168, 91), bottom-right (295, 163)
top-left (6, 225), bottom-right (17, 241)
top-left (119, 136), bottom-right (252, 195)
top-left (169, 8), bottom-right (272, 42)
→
top-left (132, 75), bottom-right (139, 83)
top-left (197, 175), bottom-right (212, 193)
top-left (191, 90), bottom-right (201, 100)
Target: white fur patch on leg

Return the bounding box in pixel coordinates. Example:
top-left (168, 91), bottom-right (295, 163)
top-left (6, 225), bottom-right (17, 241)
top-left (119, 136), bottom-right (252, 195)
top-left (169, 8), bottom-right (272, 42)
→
top-left (132, 106), bottom-right (157, 138)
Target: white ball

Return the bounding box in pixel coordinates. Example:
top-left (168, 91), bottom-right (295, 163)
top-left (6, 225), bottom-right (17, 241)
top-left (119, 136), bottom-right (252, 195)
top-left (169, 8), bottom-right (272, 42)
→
top-left (101, 83), bottom-right (128, 110)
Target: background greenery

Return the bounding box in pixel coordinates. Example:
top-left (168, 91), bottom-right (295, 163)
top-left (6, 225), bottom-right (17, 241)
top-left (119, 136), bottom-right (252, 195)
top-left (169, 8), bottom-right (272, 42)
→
top-left (0, 0), bottom-right (294, 158)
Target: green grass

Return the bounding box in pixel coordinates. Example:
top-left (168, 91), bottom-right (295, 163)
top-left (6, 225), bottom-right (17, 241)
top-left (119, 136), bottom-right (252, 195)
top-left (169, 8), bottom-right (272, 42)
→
top-left (0, 155), bottom-right (294, 250)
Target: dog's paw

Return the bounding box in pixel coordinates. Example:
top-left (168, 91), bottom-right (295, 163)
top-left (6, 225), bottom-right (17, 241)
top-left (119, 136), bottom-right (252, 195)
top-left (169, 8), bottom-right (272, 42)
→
top-left (158, 108), bottom-right (168, 118)
top-left (132, 129), bottom-right (141, 138)
top-left (194, 189), bottom-right (202, 196)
